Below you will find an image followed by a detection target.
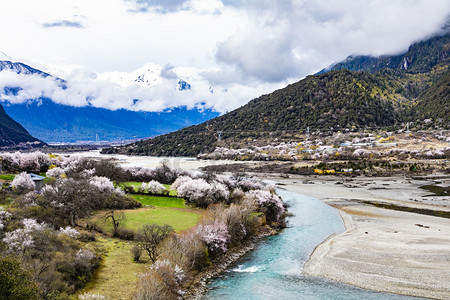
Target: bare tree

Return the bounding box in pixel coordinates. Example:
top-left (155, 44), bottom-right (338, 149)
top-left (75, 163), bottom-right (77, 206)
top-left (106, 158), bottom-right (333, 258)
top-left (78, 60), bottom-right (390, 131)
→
top-left (137, 224), bottom-right (174, 262)
top-left (103, 210), bottom-right (126, 235)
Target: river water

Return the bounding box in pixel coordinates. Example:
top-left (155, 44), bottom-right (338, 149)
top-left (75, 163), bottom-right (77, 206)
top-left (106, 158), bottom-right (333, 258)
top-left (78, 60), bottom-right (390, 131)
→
top-left (203, 189), bottom-right (422, 300)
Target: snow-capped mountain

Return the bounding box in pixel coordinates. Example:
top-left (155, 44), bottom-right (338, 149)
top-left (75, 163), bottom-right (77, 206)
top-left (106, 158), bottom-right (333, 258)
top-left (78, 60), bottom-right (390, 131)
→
top-left (0, 60), bottom-right (52, 77)
top-left (100, 63), bottom-right (163, 88)
top-left (0, 55), bottom-right (219, 143)
top-left (99, 63), bottom-right (196, 90)
top-left (0, 50), bottom-right (195, 91)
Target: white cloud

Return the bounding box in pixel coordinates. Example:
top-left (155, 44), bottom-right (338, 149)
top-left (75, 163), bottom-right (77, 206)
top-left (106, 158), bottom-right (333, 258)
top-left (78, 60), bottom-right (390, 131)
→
top-left (0, 66), bottom-right (282, 113)
top-left (0, 0), bottom-right (448, 113)
top-left (216, 0), bottom-right (450, 82)
top-left (0, 0), bottom-right (244, 72)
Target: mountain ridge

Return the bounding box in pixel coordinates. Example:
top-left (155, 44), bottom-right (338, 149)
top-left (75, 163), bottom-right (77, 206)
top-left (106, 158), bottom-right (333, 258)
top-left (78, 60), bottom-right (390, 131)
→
top-left (104, 32), bottom-right (449, 157)
top-left (2, 98), bottom-right (218, 143)
top-left (318, 32), bottom-right (449, 74)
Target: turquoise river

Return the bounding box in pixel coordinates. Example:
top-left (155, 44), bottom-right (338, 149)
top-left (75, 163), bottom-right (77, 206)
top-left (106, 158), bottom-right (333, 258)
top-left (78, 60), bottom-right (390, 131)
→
top-left (203, 189), bottom-right (423, 300)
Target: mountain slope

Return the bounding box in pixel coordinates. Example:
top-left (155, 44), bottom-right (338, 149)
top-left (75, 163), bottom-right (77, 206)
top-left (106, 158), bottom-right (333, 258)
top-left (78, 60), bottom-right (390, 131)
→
top-left (106, 32), bottom-right (450, 157)
top-left (2, 99), bottom-right (218, 143)
top-left (0, 60), bottom-right (53, 77)
top-left (412, 70), bottom-right (450, 122)
top-left (0, 103), bottom-right (44, 147)
top-left (320, 33), bottom-right (449, 74)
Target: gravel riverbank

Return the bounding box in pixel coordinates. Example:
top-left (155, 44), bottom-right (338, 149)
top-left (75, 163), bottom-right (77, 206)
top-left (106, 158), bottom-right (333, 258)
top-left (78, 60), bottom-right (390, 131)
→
top-left (273, 175), bottom-right (450, 300)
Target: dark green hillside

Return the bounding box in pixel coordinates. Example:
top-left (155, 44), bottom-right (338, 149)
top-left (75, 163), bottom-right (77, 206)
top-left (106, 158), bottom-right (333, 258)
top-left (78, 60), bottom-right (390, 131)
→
top-left (0, 103), bottom-right (44, 147)
top-left (412, 70), bottom-right (450, 122)
top-left (323, 33), bottom-right (449, 74)
top-left (213, 70), bottom-right (405, 131)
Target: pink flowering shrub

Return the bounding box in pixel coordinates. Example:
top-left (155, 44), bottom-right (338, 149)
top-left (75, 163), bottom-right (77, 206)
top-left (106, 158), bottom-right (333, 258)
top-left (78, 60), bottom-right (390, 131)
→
top-left (76, 249), bottom-right (96, 261)
top-left (78, 292), bottom-right (106, 300)
top-left (125, 167), bottom-right (158, 181)
top-left (171, 176), bottom-right (193, 190)
top-left (59, 156), bottom-right (124, 181)
top-left (11, 172), bottom-right (35, 193)
top-left (58, 226), bottom-right (80, 238)
top-left (1, 152), bottom-right (19, 170)
top-left (36, 177), bottom-right (140, 228)
top-left (46, 167), bottom-right (65, 178)
top-left (175, 177), bottom-right (229, 208)
top-left (80, 168), bottom-right (96, 178)
top-left (207, 181), bottom-right (230, 204)
top-left (247, 190), bottom-right (285, 223)
top-left (175, 177), bottom-right (211, 207)
top-left (0, 210), bottom-right (11, 231)
top-left (18, 152), bottom-right (40, 172)
top-left (237, 179), bottom-right (264, 192)
top-left (60, 155), bottom-right (83, 171)
top-left (89, 176), bottom-right (124, 195)
top-left (1, 151), bottom-right (52, 172)
top-left (140, 180), bottom-right (166, 194)
top-left (215, 174), bottom-right (237, 190)
top-left (3, 218), bottom-right (46, 253)
top-left (196, 220), bottom-right (230, 253)
top-left (17, 191), bottom-right (40, 207)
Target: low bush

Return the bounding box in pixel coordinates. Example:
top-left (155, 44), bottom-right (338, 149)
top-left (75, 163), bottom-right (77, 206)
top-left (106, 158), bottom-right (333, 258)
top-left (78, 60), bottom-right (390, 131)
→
top-left (77, 232), bottom-right (96, 242)
top-left (158, 231), bottom-right (209, 272)
top-left (131, 245), bottom-right (142, 263)
top-left (86, 222), bottom-right (104, 234)
top-left (133, 260), bottom-right (184, 300)
top-left (113, 227), bottom-right (136, 240)
top-left (0, 256), bottom-right (40, 300)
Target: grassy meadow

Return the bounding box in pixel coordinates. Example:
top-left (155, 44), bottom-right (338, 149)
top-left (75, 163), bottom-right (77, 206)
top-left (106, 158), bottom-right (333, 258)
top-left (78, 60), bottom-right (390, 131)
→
top-left (78, 237), bottom-right (148, 300)
top-left (79, 190), bottom-right (203, 298)
top-left (121, 182), bottom-right (178, 196)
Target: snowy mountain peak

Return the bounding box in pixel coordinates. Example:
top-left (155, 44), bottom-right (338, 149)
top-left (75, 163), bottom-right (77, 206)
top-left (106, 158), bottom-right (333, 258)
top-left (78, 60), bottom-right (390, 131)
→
top-left (99, 63), bottom-right (163, 88)
top-left (0, 60), bottom-right (51, 77)
top-left (177, 79), bottom-right (191, 91)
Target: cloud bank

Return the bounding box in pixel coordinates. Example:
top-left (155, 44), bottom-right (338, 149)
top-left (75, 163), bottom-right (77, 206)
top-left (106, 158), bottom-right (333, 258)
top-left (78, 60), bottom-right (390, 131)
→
top-left (0, 0), bottom-right (449, 113)
top-left (0, 67), bottom-right (282, 113)
top-left (215, 0), bottom-right (450, 82)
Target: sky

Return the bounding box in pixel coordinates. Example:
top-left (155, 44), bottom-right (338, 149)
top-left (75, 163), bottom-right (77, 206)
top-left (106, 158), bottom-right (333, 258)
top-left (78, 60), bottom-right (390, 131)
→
top-left (0, 0), bottom-right (449, 113)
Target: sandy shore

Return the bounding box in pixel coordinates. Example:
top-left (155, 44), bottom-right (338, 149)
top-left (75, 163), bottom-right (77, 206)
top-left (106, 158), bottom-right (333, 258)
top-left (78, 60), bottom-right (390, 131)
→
top-left (272, 175), bottom-right (450, 300)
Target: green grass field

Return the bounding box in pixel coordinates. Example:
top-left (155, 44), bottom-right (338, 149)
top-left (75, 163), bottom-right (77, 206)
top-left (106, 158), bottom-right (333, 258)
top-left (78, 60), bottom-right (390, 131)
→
top-left (121, 182), bottom-right (178, 196)
top-left (131, 195), bottom-right (185, 208)
top-left (0, 174), bottom-right (16, 181)
top-left (78, 186), bottom-right (200, 299)
top-left (78, 237), bottom-right (147, 300)
top-left (96, 207), bottom-right (201, 233)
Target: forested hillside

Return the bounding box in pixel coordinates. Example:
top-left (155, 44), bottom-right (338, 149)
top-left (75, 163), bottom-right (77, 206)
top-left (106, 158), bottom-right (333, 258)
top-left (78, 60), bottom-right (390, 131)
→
top-left (0, 103), bottom-right (44, 147)
top-left (320, 33), bottom-right (449, 74)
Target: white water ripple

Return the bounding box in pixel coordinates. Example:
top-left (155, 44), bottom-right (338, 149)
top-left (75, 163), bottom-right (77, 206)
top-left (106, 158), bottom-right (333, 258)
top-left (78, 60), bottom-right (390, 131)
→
top-left (232, 265), bottom-right (264, 273)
